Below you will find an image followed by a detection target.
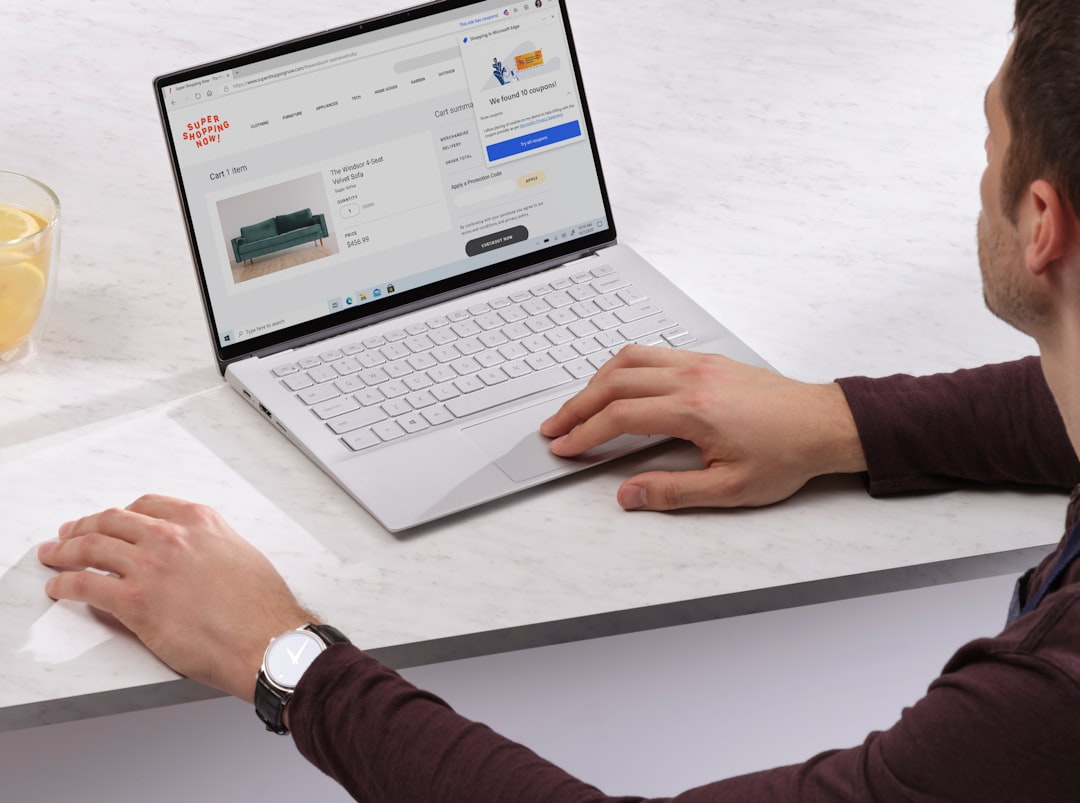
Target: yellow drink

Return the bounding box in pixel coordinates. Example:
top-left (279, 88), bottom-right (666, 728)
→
top-left (0, 204), bottom-right (52, 354)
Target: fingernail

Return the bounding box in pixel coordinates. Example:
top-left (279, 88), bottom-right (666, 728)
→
top-left (620, 484), bottom-right (647, 510)
top-left (58, 521), bottom-right (74, 538)
top-left (548, 435), bottom-right (566, 452)
top-left (44, 576), bottom-right (57, 598)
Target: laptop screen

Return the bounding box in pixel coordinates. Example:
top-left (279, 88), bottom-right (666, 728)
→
top-left (155, 0), bottom-right (615, 369)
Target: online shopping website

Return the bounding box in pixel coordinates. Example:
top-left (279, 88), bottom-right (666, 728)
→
top-left (161, 0), bottom-right (609, 349)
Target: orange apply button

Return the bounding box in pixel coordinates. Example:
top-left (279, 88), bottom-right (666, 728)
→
top-left (514, 50), bottom-right (544, 71)
top-left (518, 171), bottom-right (546, 189)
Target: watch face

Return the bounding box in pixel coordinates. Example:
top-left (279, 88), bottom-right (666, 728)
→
top-left (264, 630), bottom-right (326, 689)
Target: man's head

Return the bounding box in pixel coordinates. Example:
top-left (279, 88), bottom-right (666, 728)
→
top-left (977, 0), bottom-right (1080, 334)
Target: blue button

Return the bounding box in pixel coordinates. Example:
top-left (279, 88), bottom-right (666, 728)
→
top-left (486, 120), bottom-right (582, 162)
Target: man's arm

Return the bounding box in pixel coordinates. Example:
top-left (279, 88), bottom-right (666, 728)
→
top-left (838, 355), bottom-right (1080, 495)
top-left (37, 496), bottom-right (1080, 802)
top-left (542, 348), bottom-right (1080, 510)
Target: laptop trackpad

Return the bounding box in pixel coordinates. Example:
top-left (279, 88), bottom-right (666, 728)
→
top-left (462, 396), bottom-right (655, 483)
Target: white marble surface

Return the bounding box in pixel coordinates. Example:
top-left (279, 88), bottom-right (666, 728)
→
top-left (1, 0), bottom-right (1057, 728)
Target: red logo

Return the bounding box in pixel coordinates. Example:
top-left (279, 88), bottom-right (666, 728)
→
top-left (182, 114), bottom-right (230, 149)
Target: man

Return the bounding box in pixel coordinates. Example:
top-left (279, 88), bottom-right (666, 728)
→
top-left (37, 0), bottom-right (1080, 798)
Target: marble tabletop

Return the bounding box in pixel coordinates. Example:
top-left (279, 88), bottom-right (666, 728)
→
top-left (1, 0), bottom-right (1056, 731)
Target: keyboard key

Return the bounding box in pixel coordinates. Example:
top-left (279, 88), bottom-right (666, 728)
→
top-left (591, 263), bottom-right (616, 278)
top-left (596, 330), bottom-right (627, 349)
top-left (478, 367), bottom-right (509, 386)
top-left (429, 327), bottom-right (458, 346)
top-left (421, 406), bottom-right (454, 426)
top-left (456, 336), bottom-right (484, 355)
top-left (373, 420), bottom-right (407, 442)
top-left (381, 380), bottom-right (409, 398)
top-left (619, 313), bottom-right (678, 340)
top-left (498, 342), bottom-right (528, 360)
top-left (319, 349), bottom-right (345, 362)
top-left (405, 390), bottom-right (437, 408)
top-left (331, 357), bottom-right (362, 376)
top-left (307, 365), bottom-right (338, 384)
top-left (330, 408), bottom-right (390, 435)
top-left (404, 334), bottom-right (435, 353)
top-left (502, 359), bottom-right (534, 379)
top-left (427, 364), bottom-right (457, 384)
top-left (546, 290), bottom-right (574, 308)
top-left (384, 360), bottom-right (412, 379)
top-left (272, 363), bottom-right (300, 377)
top-left (359, 367), bottom-right (390, 385)
top-left (404, 373), bottom-right (433, 391)
top-left (397, 413), bottom-right (430, 434)
top-left (381, 398), bottom-right (412, 417)
top-left (446, 365), bottom-right (573, 417)
top-left (454, 375), bottom-right (485, 394)
top-left (432, 345), bottom-right (461, 363)
top-left (664, 330), bottom-right (697, 347)
top-left (431, 383), bottom-right (461, 401)
top-left (283, 373), bottom-right (314, 391)
top-left (565, 358), bottom-right (597, 380)
top-left (384, 329), bottom-right (408, 342)
top-left (592, 275), bottom-right (629, 294)
top-left (381, 343), bottom-right (410, 361)
top-left (356, 388), bottom-right (386, 406)
top-left (615, 302), bottom-right (664, 323)
top-left (573, 337), bottom-right (603, 356)
top-left (298, 384), bottom-right (340, 405)
top-left (298, 356), bottom-right (323, 369)
top-left (451, 356), bottom-right (482, 375)
top-left (334, 375), bottom-right (365, 393)
top-left (312, 396), bottom-right (360, 420)
top-left (342, 429), bottom-right (380, 451)
top-left (358, 351), bottom-right (387, 368)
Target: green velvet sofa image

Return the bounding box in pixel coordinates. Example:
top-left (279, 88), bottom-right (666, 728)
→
top-left (231, 208), bottom-right (329, 265)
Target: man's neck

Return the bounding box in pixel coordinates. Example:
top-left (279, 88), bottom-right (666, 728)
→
top-left (1038, 315), bottom-right (1080, 458)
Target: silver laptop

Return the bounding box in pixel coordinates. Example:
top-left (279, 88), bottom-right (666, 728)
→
top-left (154, 0), bottom-right (769, 531)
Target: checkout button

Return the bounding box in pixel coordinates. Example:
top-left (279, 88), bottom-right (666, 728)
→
top-left (465, 225), bottom-right (529, 257)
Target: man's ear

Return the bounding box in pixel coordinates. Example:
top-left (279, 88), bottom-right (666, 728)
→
top-left (1025, 179), bottom-right (1071, 276)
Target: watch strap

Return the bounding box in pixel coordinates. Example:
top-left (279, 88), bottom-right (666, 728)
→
top-left (255, 623), bottom-right (350, 734)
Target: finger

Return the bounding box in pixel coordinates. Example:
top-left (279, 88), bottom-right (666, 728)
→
top-left (44, 568), bottom-right (125, 611)
top-left (540, 341), bottom-right (708, 436)
top-left (616, 467), bottom-right (747, 511)
top-left (125, 493), bottom-right (198, 520)
top-left (59, 506), bottom-right (165, 546)
top-left (38, 532), bottom-right (138, 577)
top-left (549, 395), bottom-right (699, 456)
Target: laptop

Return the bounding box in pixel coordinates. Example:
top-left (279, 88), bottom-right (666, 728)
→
top-left (153, 0), bottom-right (769, 531)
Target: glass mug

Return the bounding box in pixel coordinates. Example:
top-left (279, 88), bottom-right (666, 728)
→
top-left (0, 172), bottom-right (60, 371)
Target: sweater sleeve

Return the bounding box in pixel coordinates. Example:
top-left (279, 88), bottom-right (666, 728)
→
top-left (835, 356), bottom-right (1080, 496)
top-left (289, 591), bottom-right (1080, 803)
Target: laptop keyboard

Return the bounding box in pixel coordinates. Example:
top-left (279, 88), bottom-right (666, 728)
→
top-left (269, 263), bottom-right (696, 451)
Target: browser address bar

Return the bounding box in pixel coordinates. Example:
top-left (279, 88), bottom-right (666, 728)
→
top-left (228, 7), bottom-right (510, 93)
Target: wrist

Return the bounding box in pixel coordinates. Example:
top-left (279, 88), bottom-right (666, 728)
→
top-left (255, 622), bottom-right (350, 735)
top-left (807, 382), bottom-right (868, 476)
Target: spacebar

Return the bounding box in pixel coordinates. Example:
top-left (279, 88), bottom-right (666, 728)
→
top-left (445, 366), bottom-right (575, 418)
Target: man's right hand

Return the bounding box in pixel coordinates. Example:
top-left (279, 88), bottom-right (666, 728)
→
top-left (541, 345), bottom-right (867, 511)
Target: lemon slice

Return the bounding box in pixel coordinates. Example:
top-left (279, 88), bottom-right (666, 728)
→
top-left (0, 205), bottom-right (42, 243)
top-left (0, 261), bottom-right (47, 351)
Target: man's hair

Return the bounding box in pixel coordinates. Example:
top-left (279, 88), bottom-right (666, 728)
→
top-left (1001, 0), bottom-right (1080, 223)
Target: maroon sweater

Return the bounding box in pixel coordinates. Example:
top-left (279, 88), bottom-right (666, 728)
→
top-left (290, 356), bottom-right (1080, 801)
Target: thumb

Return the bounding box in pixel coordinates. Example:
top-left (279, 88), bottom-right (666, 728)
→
top-left (617, 467), bottom-right (746, 511)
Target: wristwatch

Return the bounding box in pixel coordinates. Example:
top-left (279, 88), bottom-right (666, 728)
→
top-left (255, 622), bottom-right (350, 734)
